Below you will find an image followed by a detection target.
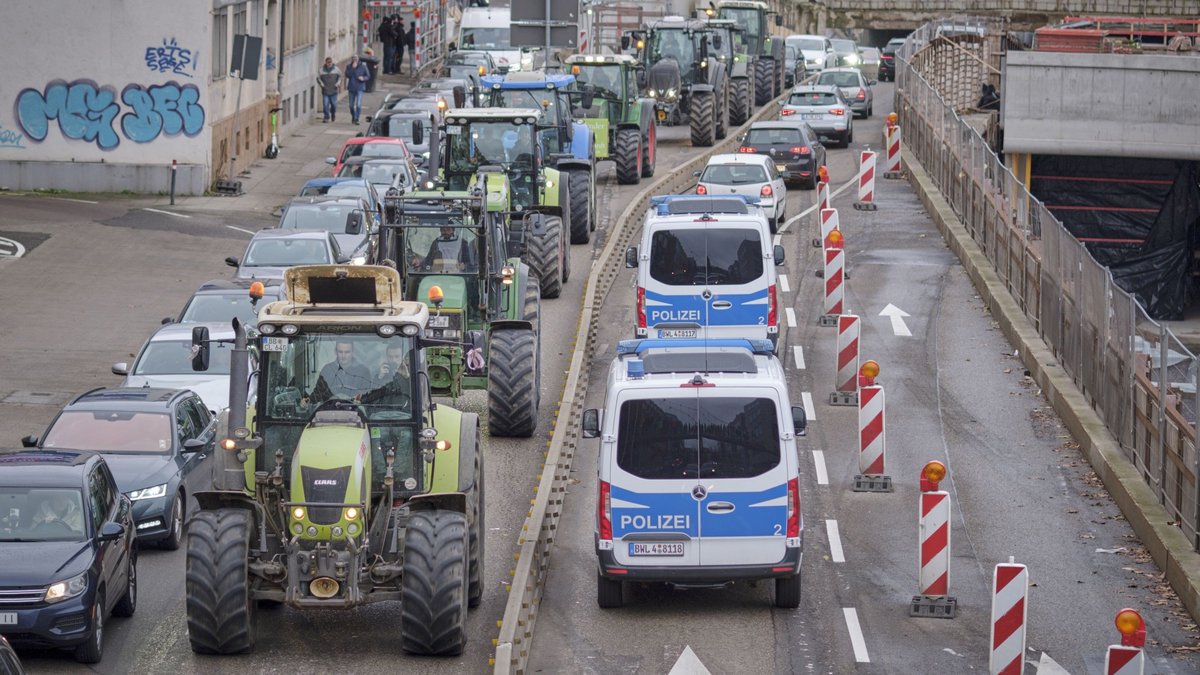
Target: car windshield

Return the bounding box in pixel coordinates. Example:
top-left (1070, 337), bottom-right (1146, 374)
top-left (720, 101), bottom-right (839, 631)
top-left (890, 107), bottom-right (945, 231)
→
top-left (341, 142), bottom-right (406, 164)
top-left (401, 223), bottom-right (480, 274)
top-left (362, 162), bottom-right (411, 187)
top-left (789, 37), bottom-right (825, 51)
top-left (818, 71), bottom-right (862, 88)
top-left (460, 27), bottom-right (510, 49)
top-left (0, 487), bottom-right (88, 542)
top-left (446, 121), bottom-right (535, 172)
top-left (135, 339), bottom-right (233, 375)
top-left (649, 227), bottom-right (764, 286)
top-left (326, 183), bottom-right (374, 203)
top-left (649, 28), bottom-right (694, 63)
top-left (831, 39), bottom-right (856, 52)
top-left (244, 238), bottom-right (331, 267)
top-left (281, 204), bottom-right (355, 232)
top-left (43, 410), bottom-right (174, 454)
top-left (746, 127), bottom-right (803, 145)
top-left (384, 116), bottom-right (428, 141)
top-left (702, 163), bottom-right (768, 185)
top-left (180, 292), bottom-right (273, 324)
top-left (789, 91), bottom-right (839, 106)
top-left (616, 397), bottom-right (780, 479)
top-left (720, 8), bottom-right (760, 42)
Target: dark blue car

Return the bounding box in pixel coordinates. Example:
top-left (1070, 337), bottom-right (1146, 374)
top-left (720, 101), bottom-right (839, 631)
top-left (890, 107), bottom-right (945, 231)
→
top-left (0, 450), bottom-right (137, 664)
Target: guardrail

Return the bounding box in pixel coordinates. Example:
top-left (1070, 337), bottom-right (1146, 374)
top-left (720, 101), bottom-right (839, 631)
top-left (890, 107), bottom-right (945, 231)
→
top-left (491, 98), bottom-right (786, 674)
top-left (895, 19), bottom-right (1200, 549)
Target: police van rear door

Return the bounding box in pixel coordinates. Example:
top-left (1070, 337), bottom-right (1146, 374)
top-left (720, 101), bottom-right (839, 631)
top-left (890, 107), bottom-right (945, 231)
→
top-left (609, 389), bottom-right (701, 567)
top-left (695, 391), bottom-right (789, 566)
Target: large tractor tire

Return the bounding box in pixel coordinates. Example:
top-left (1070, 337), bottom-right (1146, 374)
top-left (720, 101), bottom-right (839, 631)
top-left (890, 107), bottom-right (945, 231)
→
top-left (729, 77), bottom-right (752, 126)
top-left (689, 92), bottom-right (716, 147)
top-left (466, 425), bottom-right (485, 608)
top-left (185, 509), bottom-right (257, 655)
top-left (566, 169), bottom-right (591, 244)
top-left (487, 328), bottom-right (539, 437)
top-left (613, 127), bottom-right (642, 185)
top-left (714, 82), bottom-right (729, 140)
top-left (523, 216), bottom-right (564, 299)
top-left (400, 509), bottom-right (469, 656)
top-left (754, 59), bottom-right (775, 106)
top-left (641, 121), bottom-right (656, 178)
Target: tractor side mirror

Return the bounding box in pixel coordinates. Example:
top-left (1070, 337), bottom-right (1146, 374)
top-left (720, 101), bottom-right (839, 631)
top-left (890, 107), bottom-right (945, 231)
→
top-left (191, 326), bottom-right (210, 372)
top-left (411, 120), bottom-right (424, 146)
top-left (621, 35), bottom-right (631, 50)
top-left (775, 14), bottom-right (784, 26)
top-left (580, 84), bottom-right (596, 109)
top-left (345, 210), bottom-right (364, 235)
top-left (625, 246), bottom-right (639, 268)
top-left (581, 409), bottom-right (601, 438)
top-left (467, 330), bottom-right (486, 352)
top-left (713, 34), bottom-right (723, 51)
top-left (792, 406), bottom-right (807, 435)
top-left (453, 85), bottom-right (467, 109)
top-left (774, 244), bottom-right (786, 266)
top-left (508, 222), bottom-right (527, 257)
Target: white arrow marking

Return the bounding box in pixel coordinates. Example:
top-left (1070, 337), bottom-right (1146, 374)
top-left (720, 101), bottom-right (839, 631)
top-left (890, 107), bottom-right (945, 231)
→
top-left (668, 646), bottom-right (712, 675)
top-left (879, 303), bottom-right (912, 337)
top-left (1033, 652), bottom-right (1072, 674)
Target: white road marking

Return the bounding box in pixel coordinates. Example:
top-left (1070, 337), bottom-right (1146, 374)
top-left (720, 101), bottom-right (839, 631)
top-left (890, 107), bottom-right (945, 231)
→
top-left (779, 274), bottom-right (790, 293)
top-left (1035, 652), bottom-right (1071, 674)
top-left (668, 646), bottom-right (712, 675)
top-left (879, 303), bottom-right (913, 337)
top-left (780, 177), bottom-right (857, 231)
top-left (801, 392), bottom-right (815, 422)
top-left (826, 520), bottom-right (845, 562)
top-left (791, 343), bottom-right (804, 368)
top-left (843, 608), bottom-right (870, 662)
top-left (50, 197), bottom-right (98, 204)
top-left (773, 233), bottom-right (782, 248)
top-left (812, 450), bottom-right (829, 485)
top-left (785, 308), bottom-right (797, 328)
top-left (0, 236), bottom-right (26, 258)
top-left (143, 207), bottom-right (191, 219)
top-left (225, 225), bottom-right (256, 235)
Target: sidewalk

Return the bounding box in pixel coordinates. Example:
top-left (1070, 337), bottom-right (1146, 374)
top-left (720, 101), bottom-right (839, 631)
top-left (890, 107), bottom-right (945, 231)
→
top-left (154, 70), bottom-right (420, 220)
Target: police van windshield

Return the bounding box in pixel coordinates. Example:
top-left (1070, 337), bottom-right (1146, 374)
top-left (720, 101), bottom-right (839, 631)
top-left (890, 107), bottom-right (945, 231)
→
top-left (616, 397), bottom-right (780, 479)
top-left (649, 228), bottom-right (763, 286)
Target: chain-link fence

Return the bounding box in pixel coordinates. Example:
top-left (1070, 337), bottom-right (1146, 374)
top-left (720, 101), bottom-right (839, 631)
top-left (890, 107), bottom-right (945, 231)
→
top-left (896, 18), bottom-right (1200, 549)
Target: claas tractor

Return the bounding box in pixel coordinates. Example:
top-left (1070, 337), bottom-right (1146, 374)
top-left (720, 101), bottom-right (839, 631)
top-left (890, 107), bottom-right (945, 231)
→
top-left (183, 265), bottom-right (483, 657)
top-left (563, 53), bottom-right (657, 186)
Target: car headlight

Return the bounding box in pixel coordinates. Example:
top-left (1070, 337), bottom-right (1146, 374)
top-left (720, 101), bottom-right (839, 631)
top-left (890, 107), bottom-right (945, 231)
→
top-left (45, 572), bottom-right (87, 603)
top-left (846, 55), bottom-right (859, 64)
top-left (127, 483), bottom-right (167, 501)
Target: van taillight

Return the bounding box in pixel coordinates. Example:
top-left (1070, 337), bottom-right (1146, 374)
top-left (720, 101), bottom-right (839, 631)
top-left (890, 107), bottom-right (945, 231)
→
top-left (786, 477), bottom-right (801, 537)
top-left (636, 286), bottom-right (646, 328)
top-left (768, 283), bottom-right (778, 327)
top-left (599, 480), bottom-right (613, 540)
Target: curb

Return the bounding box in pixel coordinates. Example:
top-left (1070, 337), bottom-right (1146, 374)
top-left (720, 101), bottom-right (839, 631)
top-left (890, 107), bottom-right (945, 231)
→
top-left (902, 147), bottom-right (1200, 625)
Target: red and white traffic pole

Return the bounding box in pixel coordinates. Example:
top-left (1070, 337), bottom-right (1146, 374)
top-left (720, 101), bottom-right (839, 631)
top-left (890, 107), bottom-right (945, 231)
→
top-left (884, 112), bottom-right (903, 179)
top-left (989, 558), bottom-right (1029, 675)
top-left (910, 461), bottom-right (956, 617)
top-left (1104, 609), bottom-right (1147, 675)
top-left (813, 207), bottom-right (839, 249)
top-left (853, 361), bottom-right (892, 491)
top-left (830, 314), bottom-right (859, 406)
top-left (818, 229), bottom-right (845, 327)
top-left (854, 149), bottom-right (878, 211)
top-left (813, 164), bottom-right (830, 233)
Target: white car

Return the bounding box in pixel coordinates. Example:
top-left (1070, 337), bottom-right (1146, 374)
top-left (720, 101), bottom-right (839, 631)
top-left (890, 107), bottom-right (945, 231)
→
top-left (696, 153), bottom-right (787, 230)
top-left (785, 34), bottom-right (837, 73)
top-left (112, 322), bottom-right (254, 414)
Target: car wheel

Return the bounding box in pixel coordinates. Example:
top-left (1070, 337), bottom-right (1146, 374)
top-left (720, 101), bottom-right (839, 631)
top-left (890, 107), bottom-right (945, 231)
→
top-left (113, 549), bottom-right (137, 617)
top-left (159, 493), bottom-right (184, 551)
top-left (74, 592), bottom-right (104, 663)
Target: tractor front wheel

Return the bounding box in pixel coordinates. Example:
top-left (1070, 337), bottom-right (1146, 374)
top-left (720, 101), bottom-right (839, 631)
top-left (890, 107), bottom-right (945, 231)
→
top-left (400, 509), bottom-right (469, 656)
top-left (641, 122), bottom-right (656, 178)
top-left (754, 59), bottom-right (774, 106)
top-left (566, 169), bottom-right (591, 244)
top-left (523, 216), bottom-right (564, 299)
top-left (690, 92), bottom-right (716, 147)
top-left (730, 78), bottom-right (751, 126)
top-left (466, 423), bottom-right (485, 608)
top-left (613, 128), bottom-right (642, 185)
top-left (487, 328), bottom-right (539, 437)
top-left (714, 81), bottom-right (729, 140)
top-left (185, 509), bottom-right (257, 655)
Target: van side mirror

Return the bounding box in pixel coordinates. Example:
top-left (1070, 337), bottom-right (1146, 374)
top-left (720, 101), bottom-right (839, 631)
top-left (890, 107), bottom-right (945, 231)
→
top-left (411, 120), bottom-right (424, 146)
top-left (581, 409), bottom-right (600, 438)
top-left (774, 244), bottom-right (786, 266)
top-left (191, 326), bottom-right (211, 372)
top-left (345, 210), bottom-right (364, 235)
top-left (625, 246), bottom-right (639, 268)
top-left (792, 406), bottom-right (807, 436)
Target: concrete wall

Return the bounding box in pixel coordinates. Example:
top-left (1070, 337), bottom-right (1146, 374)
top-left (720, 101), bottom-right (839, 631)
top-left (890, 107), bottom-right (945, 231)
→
top-left (819, 0), bottom-right (1200, 30)
top-left (1002, 51), bottom-right (1200, 160)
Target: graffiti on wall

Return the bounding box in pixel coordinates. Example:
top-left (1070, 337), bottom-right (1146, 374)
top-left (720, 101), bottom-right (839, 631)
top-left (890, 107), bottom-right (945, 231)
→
top-left (0, 124), bottom-right (23, 149)
top-left (145, 37), bottom-right (199, 78)
top-left (14, 80), bottom-right (205, 150)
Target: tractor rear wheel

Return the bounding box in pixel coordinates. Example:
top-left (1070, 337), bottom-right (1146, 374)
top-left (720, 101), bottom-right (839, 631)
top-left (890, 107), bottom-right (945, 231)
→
top-left (729, 78), bottom-right (751, 126)
top-left (613, 128), bottom-right (642, 185)
top-left (185, 509), bottom-right (257, 655)
top-left (523, 216), bottom-right (563, 299)
top-left (754, 59), bottom-right (774, 106)
top-left (400, 509), bottom-right (469, 656)
top-left (641, 122), bottom-right (656, 178)
top-left (466, 424), bottom-right (485, 608)
top-left (566, 169), bottom-right (591, 244)
top-left (487, 328), bottom-right (539, 437)
top-left (689, 92), bottom-right (716, 147)
top-left (714, 81), bottom-right (729, 140)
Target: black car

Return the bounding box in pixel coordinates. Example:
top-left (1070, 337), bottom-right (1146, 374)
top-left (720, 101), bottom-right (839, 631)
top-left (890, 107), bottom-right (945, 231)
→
top-left (0, 450), bottom-right (136, 664)
top-left (738, 121), bottom-right (828, 189)
top-left (167, 278), bottom-right (283, 326)
top-left (878, 37), bottom-right (906, 82)
top-left (22, 387), bottom-right (216, 550)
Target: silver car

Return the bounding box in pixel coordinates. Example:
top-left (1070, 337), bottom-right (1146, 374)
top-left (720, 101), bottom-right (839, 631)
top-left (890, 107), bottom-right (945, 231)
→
top-left (112, 322), bottom-right (252, 414)
top-left (779, 85), bottom-right (854, 147)
top-left (225, 229), bottom-right (352, 282)
top-left (814, 67), bottom-right (875, 118)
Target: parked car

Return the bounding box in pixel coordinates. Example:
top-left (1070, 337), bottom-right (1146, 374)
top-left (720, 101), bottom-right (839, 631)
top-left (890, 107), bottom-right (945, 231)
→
top-left (0, 449), bottom-right (137, 664)
top-left (278, 195), bottom-right (377, 253)
top-left (878, 37), bottom-right (907, 81)
top-left (167, 278), bottom-right (283, 326)
top-left (830, 38), bottom-right (861, 68)
top-left (325, 137), bottom-right (411, 176)
top-left (697, 153), bottom-right (788, 229)
top-left (297, 177), bottom-right (382, 219)
top-left (736, 122), bottom-right (826, 189)
top-left (22, 387), bottom-right (216, 550)
top-left (225, 229), bottom-right (353, 282)
top-left (814, 67), bottom-right (875, 118)
top-left (786, 35), bottom-right (837, 73)
top-left (779, 85), bottom-right (854, 147)
top-left (112, 322), bottom-right (251, 415)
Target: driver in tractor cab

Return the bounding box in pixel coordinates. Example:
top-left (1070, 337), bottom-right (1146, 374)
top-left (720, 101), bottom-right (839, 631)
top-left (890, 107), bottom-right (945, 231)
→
top-left (414, 226), bottom-right (478, 272)
top-left (306, 340), bottom-right (374, 404)
top-left (360, 341), bottom-right (413, 405)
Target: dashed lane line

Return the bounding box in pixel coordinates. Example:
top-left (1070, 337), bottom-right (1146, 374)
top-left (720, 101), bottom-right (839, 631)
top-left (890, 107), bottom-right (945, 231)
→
top-left (812, 450), bottom-right (828, 485)
top-left (843, 608), bottom-right (870, 663)
top-left (801, 392), bottom-right (815, 422)
top-left (791, 344), bottom-right (804, 369)
top-left (49, 197), bottom-right (98, 204)
top-left (785, 308), bottom-right (797, 329)
top-left (826, 520), bottom-right (845, 563)
top-left (779, 274), bottom-right (790, 293)
top-left (226, 225), bottom-right (256, 235)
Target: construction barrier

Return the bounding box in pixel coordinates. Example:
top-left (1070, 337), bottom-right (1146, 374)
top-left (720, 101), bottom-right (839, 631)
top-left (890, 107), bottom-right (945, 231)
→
top-left (819, 245), bottom-right (845, 326)
top-left (911, 461), bottom-right (956, 617)
top-left (988, 560), bottom-right (1029, 675)
top-left (1105, 609), bottom-right (1147, 675)
top-left (830, 314), bottom-right (859, 405)
top-left (813, 207), bottom-right (839, 248)
top-left (853, 150), bottom-right (877, 211)
top-left (884, 126), bottom-right (903, 179)
top-left (853, 362), bottom-right (892, 491)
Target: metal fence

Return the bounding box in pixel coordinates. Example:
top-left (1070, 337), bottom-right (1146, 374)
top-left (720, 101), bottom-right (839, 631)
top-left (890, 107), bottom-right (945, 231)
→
top-left (895, 18), bottom-right (1200, 548)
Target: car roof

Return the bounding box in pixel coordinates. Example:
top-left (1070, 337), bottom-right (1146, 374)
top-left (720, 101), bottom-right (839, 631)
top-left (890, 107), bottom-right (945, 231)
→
top-left (285, 195), bottom-right (365, 207)
top-left (608, 340), bottom-right (788, 388)
top-left (789, 84), bottom-right (842, 94)
top-left (0, 449), bottom-right (97, 486)
top-left (787, 34), bottom-right (827, 41)
top-left (341, 136), bottom-right (405, 147)
top-left (66, 386), bottom-right (186, 410)
top-left (749, 120), bottom-right (809, 129)
top-left (151, 321), bottom-right (236, 341)
top-left (193, 278), bottom-right (283, 293)
top-left (301, 177), bottom-right (366, 189)
top-left (249, 228), bottom-right (333, 242)
top-left (707, 153), bottom-right (772, 167)
top-left (481, 72), bottom-right (575, 89)
top-left (819, 67), bottom-right (863, 75)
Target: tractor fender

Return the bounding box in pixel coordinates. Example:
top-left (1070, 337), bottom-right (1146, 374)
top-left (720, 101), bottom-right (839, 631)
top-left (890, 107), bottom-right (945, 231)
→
top-left (555, 157), bottom-right (592, 174)
top-left (193, 490), bottom-right (266, 544)
top-left (490, 318), bottom-right (535, 332)
top-left (539, 167), bottom-right (562, 211)
top-left (428, 405), bottom-right (467, 494)
top-left (455, 412), bottom-right (481, 494)
top-left (524, 211), bottom-right (550, 236)
top-left (567, 122), bottom-right (592, 162)
top-left (407, 491), bottom-right (468, 515)
top-left (769, 37), bottom-right (784, 61)
top-left (689, 83), bottom-right (715, 94)
top-left (731, 59), bottom-right (750, 79)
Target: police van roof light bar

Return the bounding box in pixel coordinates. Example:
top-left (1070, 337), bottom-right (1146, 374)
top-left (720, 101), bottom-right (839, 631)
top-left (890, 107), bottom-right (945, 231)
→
top-left (616, 338), bottom-right (775, 356)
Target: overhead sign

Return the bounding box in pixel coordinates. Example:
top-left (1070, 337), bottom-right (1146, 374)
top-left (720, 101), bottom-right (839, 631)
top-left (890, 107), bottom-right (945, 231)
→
top-left (511, 0), bottom-right (579, 23)
top-left (510, 0), bottom-right (580, 49)
top-left (511, 25), bottom-right (580, 50)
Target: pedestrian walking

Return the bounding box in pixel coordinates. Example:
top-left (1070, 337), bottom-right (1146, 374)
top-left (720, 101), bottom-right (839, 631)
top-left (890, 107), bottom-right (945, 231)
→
top-left (379, 17), bottom-right (396, 74)
top-left (406, 21), bottom-right (417, 75)
top-left (345, 55), bottom-right (370, 124)
top-left (392, 16), bottom-right (407, 74)
top-left (316, 56), bottom-right (340, 123)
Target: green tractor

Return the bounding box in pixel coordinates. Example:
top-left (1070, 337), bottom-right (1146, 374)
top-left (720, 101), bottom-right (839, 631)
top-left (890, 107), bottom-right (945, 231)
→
top-left (440, 108), bottom-right (571, 299)
top-left (702, 17), bottom-right (756, 126)
top-left (716, 0), bottom-right (785, 106)
top-left (563, 53), bottom-right (657, 186)
top-left (376, 176), bottom-right (542, 438)
top-left (183, 264), bottom-right (483, 656)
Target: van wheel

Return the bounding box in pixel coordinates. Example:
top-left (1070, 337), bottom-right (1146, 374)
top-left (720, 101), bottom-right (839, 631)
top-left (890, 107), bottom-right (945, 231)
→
top-left (597, 572), bottom-right (624, 608)
top-left (774, 573), bottom-right (801, 608)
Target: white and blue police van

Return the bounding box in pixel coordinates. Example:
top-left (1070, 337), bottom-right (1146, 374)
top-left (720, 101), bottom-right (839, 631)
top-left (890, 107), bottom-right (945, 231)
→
top-left (581, 338), bottom-right (807, 608)
top-left (625, 195), bottom-right (786, 351)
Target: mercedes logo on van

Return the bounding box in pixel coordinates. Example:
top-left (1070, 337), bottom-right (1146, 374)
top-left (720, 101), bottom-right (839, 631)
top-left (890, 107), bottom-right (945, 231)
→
top-left (691, 484), bottom-right (707, 501)
top-left (701, 289), bottom-right (712, 300)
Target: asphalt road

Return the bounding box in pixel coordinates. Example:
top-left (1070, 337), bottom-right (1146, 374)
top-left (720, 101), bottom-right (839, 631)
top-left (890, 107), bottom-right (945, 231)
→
top-left (526, 84), bottom-right (1200, 674)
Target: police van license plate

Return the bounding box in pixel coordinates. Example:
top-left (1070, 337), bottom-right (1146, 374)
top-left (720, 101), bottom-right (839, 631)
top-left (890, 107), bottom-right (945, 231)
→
top-left (658, 329), bottom-right (697, 339)
top-left (629, 542), bottom-right (684, 556)
top-left (0, 612), bottom-right (16, 625)
top-left (428, 315), bottom-right (450, 328)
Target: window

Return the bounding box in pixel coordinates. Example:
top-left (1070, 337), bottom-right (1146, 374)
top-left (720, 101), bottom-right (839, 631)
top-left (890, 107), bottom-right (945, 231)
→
top-left (285, 0), bottom-right (315, 52)
top-left (134, 340), bottom-right (235, 376)
top-left (701, 163), bottom-right (768, 185)
top-left (649, 227), bottom-right (764, 286)
top-left (746, 127), bottom-right (803, 145)
top-left (213, 8), bottom-right (229, 80)
top-left (788, 92), bottom-right (839, 106)
top-left (233, 3), bottom-right (248, 36)
top-left (89, 468), bottom-right (113, 523)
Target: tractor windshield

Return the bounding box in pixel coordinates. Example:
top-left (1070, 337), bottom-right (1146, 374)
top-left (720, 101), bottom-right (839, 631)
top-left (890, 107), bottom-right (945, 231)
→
top-left (403, 223), bottom-right (480, 275)
top-left (572, 64), bottom-right (622, 99)
top-left (491, 89), bottom-right (562, 126)
top-left (649, 28), bottom-right (695, 65)
top-left (720, 8), bottom-right (762, 44)
top-left (446, 121), bottom-right (536, 173)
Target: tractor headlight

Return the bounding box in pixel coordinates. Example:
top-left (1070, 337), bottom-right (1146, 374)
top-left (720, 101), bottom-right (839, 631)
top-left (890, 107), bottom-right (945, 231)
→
top-left (292, 506), bottom-right (306, 520)
top-left (348, 523), bottom-right (360, 535)
top-left (44, 573), bottom-right (87, 604)
top-left (281, 324), bottom-right (300, 335)
top-left (259, 323), bottom-right (276, 335)
top-left (332, 526), bottom-right (344, 537)
top-left (344, 507), bottom-right (360, 521)
top-left (666, 88), bottom-right (676, 98)
top-left (377, 324), bottom-right (397, 337)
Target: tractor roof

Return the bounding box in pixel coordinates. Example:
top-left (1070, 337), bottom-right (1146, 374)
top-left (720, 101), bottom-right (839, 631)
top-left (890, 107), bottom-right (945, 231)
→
top-left (652, 16), bottom-right (708, 31)
top-left (445, 107), bottom-right (542, 121)
top-left (565, 53), bottom-right (638, 65)
top-left (264, 265), bottom-right (430, 328)
top-left (480, 72), bottom-right (576, 90)
top-left (717, 0), bottom-right (770, 9)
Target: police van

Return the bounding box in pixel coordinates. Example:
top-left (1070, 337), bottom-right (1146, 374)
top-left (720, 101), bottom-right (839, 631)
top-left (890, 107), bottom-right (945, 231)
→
top-left (625, 195), bottom-right (786, 350)
top-left (581, 338), bottom-right (806, 608)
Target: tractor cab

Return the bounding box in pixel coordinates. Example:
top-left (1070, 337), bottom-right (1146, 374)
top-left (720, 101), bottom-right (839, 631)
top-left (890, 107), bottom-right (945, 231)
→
top-left (480, 72), bottom-right (582, 161)
top-left (441, 108), bottom-right (543, 211)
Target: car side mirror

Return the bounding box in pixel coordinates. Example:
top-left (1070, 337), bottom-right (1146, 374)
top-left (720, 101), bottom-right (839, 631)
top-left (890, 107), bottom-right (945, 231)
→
top-left (581, 408), bottom-right (600, 438)
top-left (580, 85), bottom-right (596, 109)
top-left (325, 157), bottom-right (337, 165)
top-left (774, 14), bottom-right (784, 26)
top-left (792, 406), bottom-right (807, 436)
top-left (345, 210), bottom-right (364, 235)
top-left (21, 435), bottom-right (38, 448)
top-left (693, 170), bottom-right (701, 177)
top-left (161, 316), bottom-right (173, 325)
top-left (225, 256), bottom-right (240, 268)
top-left (412, 120), bottom-right (424, 146)
top-left (774, 244), bottom-right (786, 266)
top-left (366, 115), bottom-right (373, 123)
top-left (182, 438), bottom-right (207, 453)
top-left (99, 521), bottom-right (125, 542)
top-left (625, 246), bottom-right (638, 268)
top-left (869, 80), bottom-right (877, 85)
top-left (111, 362), bottom-right (129, 376)
top-left (191, 325), bottom-right (210, 372)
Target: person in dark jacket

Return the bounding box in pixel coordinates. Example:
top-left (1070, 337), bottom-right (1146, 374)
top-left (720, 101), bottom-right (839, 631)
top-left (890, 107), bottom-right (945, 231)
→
top-left (379, 17), bottom-right (396, 74)
top-left (345, 55), bottom-right (370, 124)
top-left (406, 21), bottom-right (417, 75)
top-left (316, 57), bottom-right (340, 122)
top-left (392, 16), bottom-right (407, 74)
